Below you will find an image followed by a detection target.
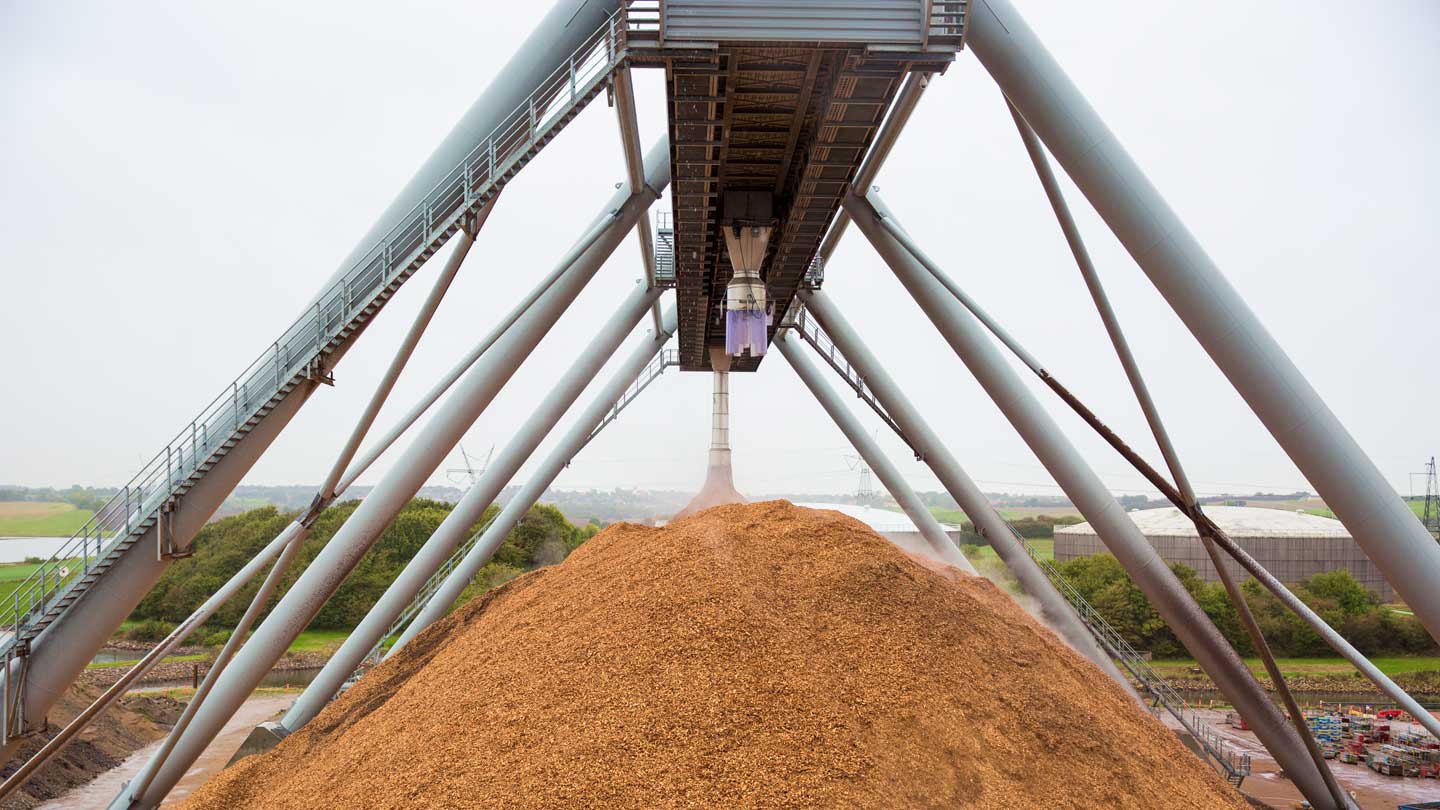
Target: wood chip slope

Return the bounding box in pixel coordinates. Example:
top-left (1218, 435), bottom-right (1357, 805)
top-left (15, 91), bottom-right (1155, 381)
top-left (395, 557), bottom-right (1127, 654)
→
top-left (181, 500), bottom-right (1250, 809)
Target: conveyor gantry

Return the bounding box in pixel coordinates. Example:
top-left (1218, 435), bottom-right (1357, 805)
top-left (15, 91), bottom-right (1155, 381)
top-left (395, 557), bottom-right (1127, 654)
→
top-left (627, 1), bottom-right (967, 371)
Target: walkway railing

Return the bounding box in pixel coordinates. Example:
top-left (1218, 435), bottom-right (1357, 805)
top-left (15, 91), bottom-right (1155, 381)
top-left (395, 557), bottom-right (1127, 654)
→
top-left (0, 7), bottom-right (635, 666)
top-left (1022, 538), bottom-right (1251, 784)
top-left (787, 309), bottom-right (914, 454)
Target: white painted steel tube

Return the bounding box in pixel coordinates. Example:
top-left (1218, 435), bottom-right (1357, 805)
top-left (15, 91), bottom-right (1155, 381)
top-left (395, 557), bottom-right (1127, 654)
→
top-left (846, 192), bottom-right (1338, 808)
top-left (283, 281), bottom-right (664, 730)
top-left (127, 523), bottom-right (310, 798)
top-left (966, 0), bottom-right (1440, 645)
top-left (300, 0), bottom-right (622, 316)
top-left (611, 67), bottom-right (664, 334)
top-left (333, 209), bottom-right (609, 497)
top-left (798, 289), bottom-right (1126, 686)
top-left (390, 306), bottom-right (681, 653)
top-left (116, 140), bottom-right (670, 810)
top-left (0, 523), bottom-right (298, 802)
top-left (315, 199), bottom-right (495, 506)
top-left (818, 72), bottom-right (930, 265)
top-left (775, 329), bottom-right (976, 575)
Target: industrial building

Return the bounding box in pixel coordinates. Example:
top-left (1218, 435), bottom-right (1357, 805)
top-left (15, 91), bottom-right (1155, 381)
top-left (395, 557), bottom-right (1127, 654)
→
top-left (1055, 506), bottom-right (1394, 601)
top-left (796, 503), bottom-right (964, 560)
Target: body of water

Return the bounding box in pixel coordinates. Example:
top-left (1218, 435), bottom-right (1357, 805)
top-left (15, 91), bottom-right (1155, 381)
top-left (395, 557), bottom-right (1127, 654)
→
top-left (0, 536), bottom-right (68, 563)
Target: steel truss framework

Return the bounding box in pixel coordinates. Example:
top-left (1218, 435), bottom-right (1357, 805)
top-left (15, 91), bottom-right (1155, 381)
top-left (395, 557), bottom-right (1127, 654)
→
top-left (0, 3), bottom-right (1432, 809)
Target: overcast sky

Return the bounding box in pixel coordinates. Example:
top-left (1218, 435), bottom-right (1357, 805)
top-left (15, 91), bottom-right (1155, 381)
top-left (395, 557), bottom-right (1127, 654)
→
top-left (2, 1), bottom-right (1437, 502)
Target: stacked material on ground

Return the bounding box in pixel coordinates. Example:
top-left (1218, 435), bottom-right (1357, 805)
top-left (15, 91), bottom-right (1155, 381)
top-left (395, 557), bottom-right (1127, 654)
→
top-left (181, 501), bottom-right (1249, 809)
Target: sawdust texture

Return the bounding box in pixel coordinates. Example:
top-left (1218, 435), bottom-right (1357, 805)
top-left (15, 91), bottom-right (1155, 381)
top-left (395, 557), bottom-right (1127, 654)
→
top-left (181, 500), bottom-right (1250, 810)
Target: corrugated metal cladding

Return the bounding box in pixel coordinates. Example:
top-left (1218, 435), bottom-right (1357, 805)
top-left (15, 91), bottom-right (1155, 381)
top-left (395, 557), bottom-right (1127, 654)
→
top-left (664, 0), bottom-right (925, 44)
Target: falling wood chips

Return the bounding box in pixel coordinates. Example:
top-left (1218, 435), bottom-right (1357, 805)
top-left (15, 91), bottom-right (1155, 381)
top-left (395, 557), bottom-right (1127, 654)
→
top-left (180, 500), bottom-right (1251, 809)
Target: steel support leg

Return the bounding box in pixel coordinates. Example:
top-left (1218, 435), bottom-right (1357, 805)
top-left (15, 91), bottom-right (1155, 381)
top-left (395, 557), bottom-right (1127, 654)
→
top-left (312, 199), bottom-right (495, 508)
top-left (284, 281), bottom-right (665, 730)
top-left (0, 523), bottom-right (299, 803)
top-left (333, 207), bottom-right (601, 498)
top-left (967, 0), bottom-right (1440, 643)
top-left (1004, 105), bottom-right (1351, 807)
top-left (389, 306), bottom-right (680, 653)
top-left (126, 523), bottom-right (310, 799)
top-left (797, 289), bottom-right (1125, 686)
top-left (818, 72), bottom-right (929, 266)
top-left (611, 66), bottom-right (664, 335)
top-left (844, 192), bottom-right (1339, 808)
top-left (775, 329), bottom-right (975, 574)
top-left (114, 139), bottom-right (671, 810)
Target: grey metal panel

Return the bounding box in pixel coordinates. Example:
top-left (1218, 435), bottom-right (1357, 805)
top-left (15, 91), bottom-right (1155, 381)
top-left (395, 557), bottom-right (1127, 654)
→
top-left (665, 0), bottom-right (924, 44)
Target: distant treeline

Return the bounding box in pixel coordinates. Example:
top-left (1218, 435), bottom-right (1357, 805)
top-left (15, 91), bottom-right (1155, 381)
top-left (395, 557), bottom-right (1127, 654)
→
top-left (0, 485), bottom-right (113, 512)
top-left (1047, 553), bottom-right (1434, 658)
top-left (939, 512), bottom-right (1084, 541)
top-left (128, 500), bottom-right (601, 639)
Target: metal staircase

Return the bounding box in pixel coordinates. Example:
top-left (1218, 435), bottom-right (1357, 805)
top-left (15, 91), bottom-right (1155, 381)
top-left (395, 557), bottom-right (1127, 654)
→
top-left (652, 212), bottom-right (676, 288)
top-left (1022, 539), bottom-right (1252, 786)
top-left (586, 349), bottom-right (680, 445)
top-left (0, 6), bottom-right (638, 741)
top-left (786, 309), bottom-right (915, 455)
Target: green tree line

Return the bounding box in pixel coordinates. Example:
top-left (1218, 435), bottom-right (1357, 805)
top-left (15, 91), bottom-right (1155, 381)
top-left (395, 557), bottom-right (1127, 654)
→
top-left (130, 500), bottom-right (601, 635)
top-left (1049, 553), bottom-right (1435, 658)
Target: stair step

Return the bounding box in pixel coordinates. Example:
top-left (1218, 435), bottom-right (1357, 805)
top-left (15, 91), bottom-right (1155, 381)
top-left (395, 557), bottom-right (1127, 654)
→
top-left (0, 62), bottom-right (621, 659)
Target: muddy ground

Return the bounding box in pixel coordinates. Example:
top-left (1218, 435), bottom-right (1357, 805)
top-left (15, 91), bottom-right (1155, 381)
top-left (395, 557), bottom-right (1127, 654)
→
top-left (0, 684), bottom-right (184, 810)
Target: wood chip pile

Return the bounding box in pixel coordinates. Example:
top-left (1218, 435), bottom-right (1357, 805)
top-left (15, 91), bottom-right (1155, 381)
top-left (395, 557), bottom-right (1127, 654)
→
top-left (180, 500), bottom-right (1251, 809)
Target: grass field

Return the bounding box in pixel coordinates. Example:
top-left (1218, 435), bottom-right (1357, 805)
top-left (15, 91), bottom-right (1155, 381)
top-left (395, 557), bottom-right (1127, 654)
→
top-left (1149, 656), bottom-right (1440, 680)
top-left (0, 502), bottom-right (93, 536)
top-left (0, 558), bottom-right (81, 602)
top-left (289, 630), bottom-right (349, 654)
top-left (962, 538), bottom-right (1053, 562)
top-left (929, 506), bottom-right (1085, 524)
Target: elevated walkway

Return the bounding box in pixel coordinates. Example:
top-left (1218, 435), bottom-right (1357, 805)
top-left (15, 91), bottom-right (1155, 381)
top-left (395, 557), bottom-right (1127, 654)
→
top-left (627, 0), bottom-right (965, 371)
top-left (0, 6), bottom-right (636, 744)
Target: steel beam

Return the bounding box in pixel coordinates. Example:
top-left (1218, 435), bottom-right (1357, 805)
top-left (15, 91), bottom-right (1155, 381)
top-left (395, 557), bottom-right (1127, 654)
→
top-left (126, 523), bottom-right (309, 799)
top-left (301, 0), bottom-right (621, 315)
top-left (333, 209), bottom-right (600, 498)
top-left (0, 368), bottom-right (327, 766)
top-left (114, 139), bottom-right (671, 810)
top-left (313, 200), bottom-right (494, 509)
top-left (0, 523), bottom-right (300, 802)
top-left (966, 0), bottom-right (1440, 643)
top-left (818, 72), bottom-right (929, 266)
top-left (389, 307), bottom-right (681, 653)
top-left (845, 192), bottom-right (1340, 808)
top-left (611, 66), bottom-right (664, 334)
top-left (283, 282), bottom-right (666, 731)
top-left (774, 329), bottom-right (976, 574)
top-left (797, 289), bottom-right (1126, 686)
top-left (1003, 104), bottom-right (1350, 805)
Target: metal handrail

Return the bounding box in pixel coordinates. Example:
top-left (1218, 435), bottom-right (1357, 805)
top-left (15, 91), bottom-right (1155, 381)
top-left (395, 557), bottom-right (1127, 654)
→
top-left (652, 212), bottom-right (676, 286)
top-left (587, 349), bottom-right (680, 444)
top-left (1022, 538), bottom-right (1251, 780)
top-left (623, 1), bottom-right (662, 38)
top-left (0, 8), bottom-right (634, 654)
top-left (788, 310), bottom-right (912, 452)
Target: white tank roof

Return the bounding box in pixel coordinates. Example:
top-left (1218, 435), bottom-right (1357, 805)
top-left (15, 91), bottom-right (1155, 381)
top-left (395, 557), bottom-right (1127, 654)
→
top-left (1055, 505), bottom-right (1351, 539)
top-left (796, 503), bottom-right (959, 534)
